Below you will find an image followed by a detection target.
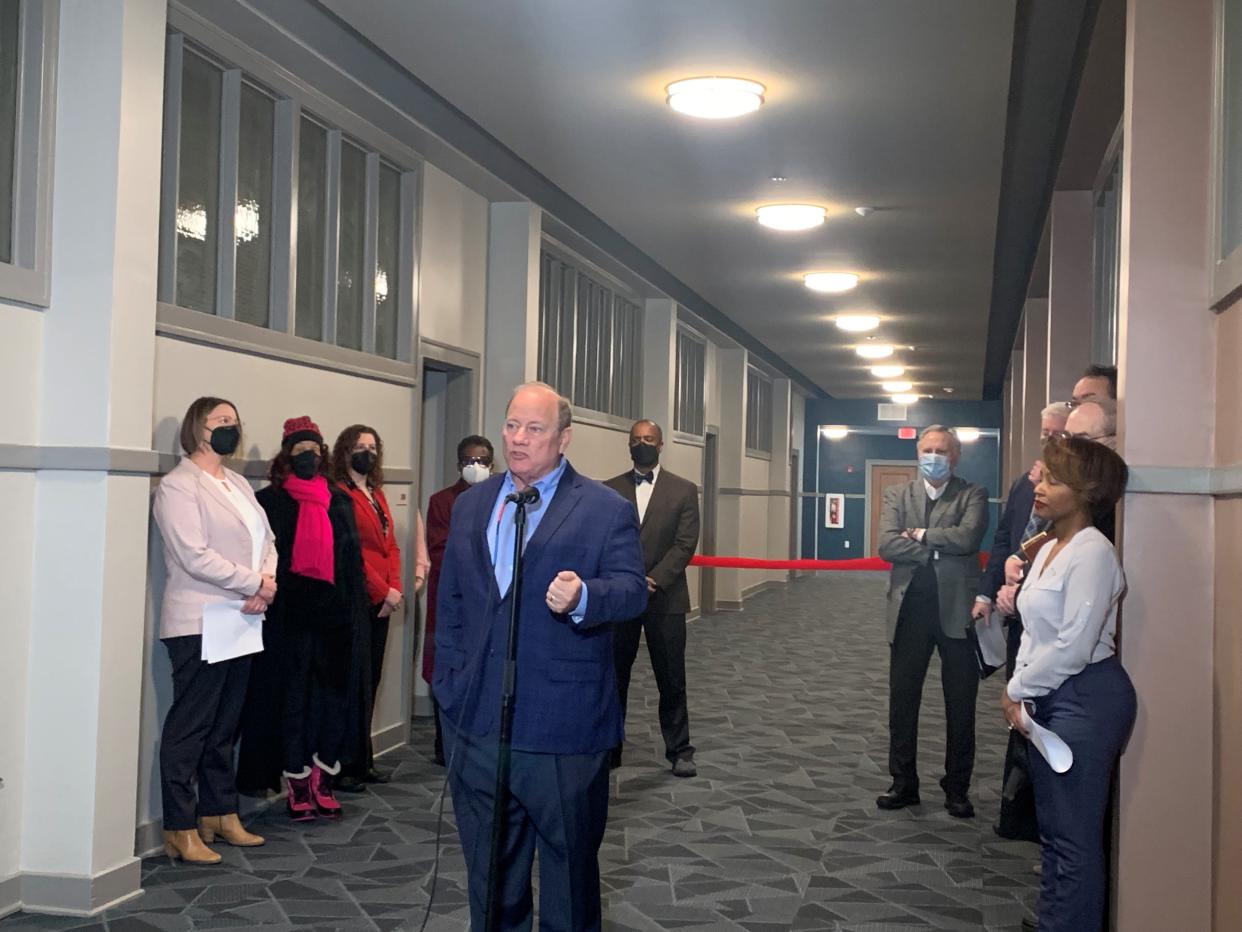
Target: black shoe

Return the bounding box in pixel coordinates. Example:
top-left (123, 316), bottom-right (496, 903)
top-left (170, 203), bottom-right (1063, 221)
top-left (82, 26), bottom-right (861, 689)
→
top-left (671, 756), bottom-right (697, 778)
top-left (334, 774), bottom-right (367, 793)
top-left (944, 794), bottom-right (975, 819)
top-left (609, 748), bottom-right (622, 771)
top-left (363, 767), bottom-right (390, 784)
top-left (875, 788), bottom-right (921, 810)
top-left (1021, 916), bottom-right (1037, 932)
top-left (433, 750), bottom-right (446, 767)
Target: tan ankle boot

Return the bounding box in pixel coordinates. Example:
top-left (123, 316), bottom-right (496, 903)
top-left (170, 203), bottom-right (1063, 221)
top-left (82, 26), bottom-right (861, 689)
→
top-left (162, 829), bottom-right (222, 864)
top-left (198, 813), bottom-right (265, 847)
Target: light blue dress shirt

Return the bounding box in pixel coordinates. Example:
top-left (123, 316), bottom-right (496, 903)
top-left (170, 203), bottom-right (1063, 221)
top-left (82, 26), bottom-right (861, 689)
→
top-left (486, 456), bottom-right (588, 622)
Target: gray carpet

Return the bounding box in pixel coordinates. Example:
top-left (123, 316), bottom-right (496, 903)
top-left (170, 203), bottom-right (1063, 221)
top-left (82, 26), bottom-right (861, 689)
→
top-left (3, 572), bottom-right (1039, 931)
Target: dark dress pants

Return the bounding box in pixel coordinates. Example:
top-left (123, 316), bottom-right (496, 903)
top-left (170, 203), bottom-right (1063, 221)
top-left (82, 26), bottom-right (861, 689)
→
top-left (888, 589), bottom-right (979, 797)
top-left (613, 611), bottom-right (694, 762)
top-left (442, 718), bottom-right (610, 932)
top-left (997, 615), bottom-right (1040, 840)
top-left (282, 624), bottom-right (350, 773)
top-left (1028, 656), bottom-right (1136, 932)
top-left (159, 635), bottom-right (252, 830)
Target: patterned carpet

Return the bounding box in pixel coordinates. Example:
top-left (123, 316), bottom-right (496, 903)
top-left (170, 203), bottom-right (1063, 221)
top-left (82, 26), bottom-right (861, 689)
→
top-left (4, 573), bottom-right (1039, 931)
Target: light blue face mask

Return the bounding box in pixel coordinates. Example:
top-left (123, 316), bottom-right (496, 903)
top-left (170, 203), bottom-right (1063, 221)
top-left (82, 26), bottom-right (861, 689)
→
top-left (919, 453), bottom-right (952, 483)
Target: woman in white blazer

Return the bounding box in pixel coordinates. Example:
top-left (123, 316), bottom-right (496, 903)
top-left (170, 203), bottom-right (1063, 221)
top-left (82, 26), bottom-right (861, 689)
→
top-left (152, 397), bottom-right (277, 864)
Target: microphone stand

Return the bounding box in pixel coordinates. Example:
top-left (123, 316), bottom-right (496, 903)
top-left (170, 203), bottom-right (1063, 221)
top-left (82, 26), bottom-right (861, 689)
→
top-left (484, 489), bottom-right (535, 932)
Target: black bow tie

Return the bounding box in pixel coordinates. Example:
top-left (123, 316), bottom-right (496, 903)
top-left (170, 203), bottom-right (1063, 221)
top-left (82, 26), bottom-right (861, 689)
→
top-left (633, 471), bottom-right (654, 485)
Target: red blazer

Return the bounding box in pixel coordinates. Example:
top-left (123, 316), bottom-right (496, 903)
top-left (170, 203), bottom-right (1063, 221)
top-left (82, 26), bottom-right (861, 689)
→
top-left (423, 477), bottom-right (469, 682)
top-left (342, 482), bottom-right (403, 607)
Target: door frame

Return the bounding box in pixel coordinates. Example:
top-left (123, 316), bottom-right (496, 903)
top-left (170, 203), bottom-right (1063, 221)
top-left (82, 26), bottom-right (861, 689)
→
top-left (864, 458), bottom-right (918, 557)
top-left (700, 427), bottom-right (719, 615)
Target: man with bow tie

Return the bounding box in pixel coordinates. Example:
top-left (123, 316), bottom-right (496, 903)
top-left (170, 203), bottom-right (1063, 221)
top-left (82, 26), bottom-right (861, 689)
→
top-left (604, 420), bottom-right (701, 777)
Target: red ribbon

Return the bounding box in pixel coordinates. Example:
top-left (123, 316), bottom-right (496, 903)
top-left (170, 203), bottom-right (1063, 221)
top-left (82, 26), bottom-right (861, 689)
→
top-left (690, 553), bottom-right (990, 571)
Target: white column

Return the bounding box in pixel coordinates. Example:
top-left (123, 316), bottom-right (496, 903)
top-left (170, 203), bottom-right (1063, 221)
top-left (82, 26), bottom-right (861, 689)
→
top-left (766, 378), bottom-right (793, 585)
top-left (1046, 190), bottom-right (1094, 400)
top-left (21, 0), bottom-right (166, 914)
top-left (713, 348), bottom-right (746, 607)
top-left (641, 298), bottom-right (676, 434)
top-left (483, 202), bottom-right (541, 444)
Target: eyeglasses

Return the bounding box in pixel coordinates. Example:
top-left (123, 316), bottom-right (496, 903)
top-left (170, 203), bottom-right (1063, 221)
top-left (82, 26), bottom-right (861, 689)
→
top-left (461, 455), bottom-right (492, 467)
top-left (1047, 430), bottom-right (1111, 443)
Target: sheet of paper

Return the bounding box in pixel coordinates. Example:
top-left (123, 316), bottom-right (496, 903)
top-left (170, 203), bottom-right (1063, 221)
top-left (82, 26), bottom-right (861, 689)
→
top-left (975, 620), bottom-right (1008, 669)
top-left (1021, 703), bottom-right (1073, 773)
top-left (201, 600), bottom-right (264, 665)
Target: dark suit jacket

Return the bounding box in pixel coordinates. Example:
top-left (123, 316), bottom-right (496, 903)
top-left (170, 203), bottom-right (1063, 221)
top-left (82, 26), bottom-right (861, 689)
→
top-left (603, 467), bottom-right (700, 616)
top-left (980, 473), bottom-right (1036, 601)
top-left (422, 477), bottom-right (470, 683)
top-left (433, 461), bottom-right (648, 754)
top-left (878, 475), bottom-right (989, 641)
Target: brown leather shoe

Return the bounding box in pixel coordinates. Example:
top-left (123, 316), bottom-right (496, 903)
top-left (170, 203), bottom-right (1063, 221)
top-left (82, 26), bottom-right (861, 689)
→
top-left (162, 829), bottom-right (222, 864)
top-left (198, 813), bottom-right (265, 847)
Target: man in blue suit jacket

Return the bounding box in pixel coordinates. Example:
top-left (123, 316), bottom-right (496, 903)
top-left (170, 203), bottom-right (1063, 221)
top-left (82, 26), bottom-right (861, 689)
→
top-left (434, 381), bottom-right (648, 932)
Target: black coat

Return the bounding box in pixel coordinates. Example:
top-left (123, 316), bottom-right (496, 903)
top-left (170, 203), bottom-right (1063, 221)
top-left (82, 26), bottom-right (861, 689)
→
top-left (235, 482), bottom-right (371, 794)
top-left (603, 467), bottom-right (700, 615)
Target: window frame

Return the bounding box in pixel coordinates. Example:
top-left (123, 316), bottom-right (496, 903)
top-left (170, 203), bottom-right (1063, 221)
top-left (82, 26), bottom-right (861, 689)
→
top-left (745, 364), bottom-right (774, 458)
top-left (1090, 119), bottom-right (1122, 366)
top-left (1213, 0), bottom-right (1242, 308)
top-left (0, 0), bottom-right (57, 307)
top-left (156, 18), bottom-right (420, 385)
top-left (673, 323), bottom-right (707, 438)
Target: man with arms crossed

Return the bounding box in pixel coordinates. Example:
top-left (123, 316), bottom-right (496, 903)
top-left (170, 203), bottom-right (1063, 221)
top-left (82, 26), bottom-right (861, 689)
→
top-left (877, 426), bottom-right (989, 818)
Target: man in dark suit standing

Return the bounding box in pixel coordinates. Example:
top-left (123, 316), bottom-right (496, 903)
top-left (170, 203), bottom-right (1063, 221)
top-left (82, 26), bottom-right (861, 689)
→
top-left (604, 419), bottom-right (701, 777)
top-left (434, 382), bottom-right (647, 932)
top-left (877, 425), bottom-right (988, 819)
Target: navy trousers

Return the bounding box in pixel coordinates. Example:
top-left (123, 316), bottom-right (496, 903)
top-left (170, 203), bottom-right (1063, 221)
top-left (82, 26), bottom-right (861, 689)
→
top-left (442, 719), bottom-right (611, 932)
top-left (1028, 656), bottom-right (1136, 932)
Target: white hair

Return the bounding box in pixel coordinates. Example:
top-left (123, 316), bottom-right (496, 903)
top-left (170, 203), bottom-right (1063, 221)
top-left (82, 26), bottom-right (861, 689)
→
top-left (507, 381), bottom-right (573, 432)
top-left (1042, 402), bottom-right (1071, 421)
top-left (919, 424), bottom-right (961, 456)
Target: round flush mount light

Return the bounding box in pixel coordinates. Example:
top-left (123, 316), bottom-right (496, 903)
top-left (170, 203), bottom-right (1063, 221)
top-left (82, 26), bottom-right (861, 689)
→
top-left (821, 426), bottom-right (849, 440)
top-left (834, 314), bottom-right (879, 332)
top-left (956, 428), bottom-right (981, 443)
top-left (756, 204), bottom-right (826, 231)
top-left (856, 343), bottom-right (895, 360)
top-left (871, 364), bottom-right (905, 378)
top-left (667, 77), bottom-right (765, 119)
top-left (881, 380), bottom-right (913, 393)
top-left (892, 393), bottom-right (920, 405)
top-left (804, 272), bottom-right (859, 293)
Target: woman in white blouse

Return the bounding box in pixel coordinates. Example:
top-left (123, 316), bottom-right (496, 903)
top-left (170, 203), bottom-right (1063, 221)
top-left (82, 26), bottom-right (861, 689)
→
top-left (152, 397), bottom-right (277, 864)
top-left (1002, 435), bottom-right (1134, 932)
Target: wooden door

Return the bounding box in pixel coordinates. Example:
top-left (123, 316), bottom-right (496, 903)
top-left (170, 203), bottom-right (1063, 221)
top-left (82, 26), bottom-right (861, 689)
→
top-left (869, 464), bottom-right (917, 556)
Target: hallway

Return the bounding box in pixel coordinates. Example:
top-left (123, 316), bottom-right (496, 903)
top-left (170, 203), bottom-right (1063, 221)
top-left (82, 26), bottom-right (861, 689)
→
top-left (4, 574), bottom-right (1036, 932)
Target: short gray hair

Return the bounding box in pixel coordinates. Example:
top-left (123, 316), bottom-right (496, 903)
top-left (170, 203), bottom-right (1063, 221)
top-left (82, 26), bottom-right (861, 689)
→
top-left (1041, 401), bottom-right (1071, 420)
top-left (508, 381), bottom-right (573, 432)
top-left (919, 424), bottom-right (962, 456)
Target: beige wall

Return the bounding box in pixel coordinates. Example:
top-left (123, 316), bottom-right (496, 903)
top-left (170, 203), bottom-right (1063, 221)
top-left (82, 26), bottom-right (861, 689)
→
top-left (1214, 305), bottom-right (1242, 930)
top-left (418, 163), bottom-right (489, 355)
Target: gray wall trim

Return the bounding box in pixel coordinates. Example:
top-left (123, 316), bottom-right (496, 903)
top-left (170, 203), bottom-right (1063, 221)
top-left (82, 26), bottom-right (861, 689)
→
top-left (412, 692), bottom-right (435, 717)
top-left (371, 720), bottom-right (407, 758)
top-left (670, 431), bottom-right (706, 448)
top-left (0, 874), bottom-right (19, 921)
top-left (17, 859), bottom-right (142, 917)
top-left (134, 819), bottom-right (166, 860)
top-left (798, 491), bottom-right (866, 500)
top-left (714, 599), bottom-right (744, 612)
top-left (719, 487), bottom-right (794, 498)
top-left (1127, 463), bottom-right (1242, 496)
top-left (419, 337), bottom-right (482, 371)
top-left (742, 579), bottom-right (787, 600)
top-left (0, 446), bottom-right (417, 484)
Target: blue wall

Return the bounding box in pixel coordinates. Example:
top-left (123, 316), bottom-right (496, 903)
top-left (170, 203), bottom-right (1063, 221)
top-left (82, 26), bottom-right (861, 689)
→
top-left (801, 399), bottom-right (1004, 560)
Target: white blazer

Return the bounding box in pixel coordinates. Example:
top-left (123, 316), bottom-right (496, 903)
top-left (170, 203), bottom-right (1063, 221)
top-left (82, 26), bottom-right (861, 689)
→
top-left (153, 457), bottom-right (278, 639)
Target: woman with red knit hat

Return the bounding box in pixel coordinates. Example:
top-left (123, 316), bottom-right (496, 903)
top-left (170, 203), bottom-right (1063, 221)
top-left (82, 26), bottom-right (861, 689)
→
top-left (236, 416), bottom-right (369, 821)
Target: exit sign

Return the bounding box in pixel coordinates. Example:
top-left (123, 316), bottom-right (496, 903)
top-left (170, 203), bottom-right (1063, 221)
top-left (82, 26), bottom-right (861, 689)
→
top-left (898, 427), bottom-right (917, 440)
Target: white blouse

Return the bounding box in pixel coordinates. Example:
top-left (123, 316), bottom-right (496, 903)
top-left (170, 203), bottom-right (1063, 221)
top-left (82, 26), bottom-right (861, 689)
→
top-left (220, 477), bottom-right (267, 572)
top-left (1008, 526), bottom-right (1125, 701)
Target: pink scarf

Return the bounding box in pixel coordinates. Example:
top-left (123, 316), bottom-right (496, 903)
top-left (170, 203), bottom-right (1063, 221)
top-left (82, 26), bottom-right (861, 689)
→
top-left (283, 475), bottom-right (335, 583)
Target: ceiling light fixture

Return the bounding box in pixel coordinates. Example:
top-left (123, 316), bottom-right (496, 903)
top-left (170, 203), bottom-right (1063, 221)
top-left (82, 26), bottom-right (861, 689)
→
top-left (804, 271), bottom-right (859, 293)
top-left (956, 428), bottom-right (981, 443)
top-left (871, 364), bottom-right (905, 378)
top-left (834, 314), bottom-right (879, 332)
top-left (881, 381), bottom-right (913, 393)
top-left (943, 387), bottom-right (956, 394)
top-left (821, 426), bottom-right (849, 440)
top-left (856, 343), bottom-right (894, 359)
top-left (892, 393), bottom-right (920, 405)
top-left (667, 77), bottom-right (765, 119)
top-left (756, 204), bottom-right (826, 231)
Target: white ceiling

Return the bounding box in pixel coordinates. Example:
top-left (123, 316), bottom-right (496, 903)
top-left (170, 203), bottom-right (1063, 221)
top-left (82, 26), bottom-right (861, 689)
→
top-left (324, 0), bottom-right (1017, 398)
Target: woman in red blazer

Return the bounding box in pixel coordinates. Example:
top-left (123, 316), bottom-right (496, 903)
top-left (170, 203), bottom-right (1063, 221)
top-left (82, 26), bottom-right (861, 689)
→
top-left (332, 424), bottom-right (428, 787)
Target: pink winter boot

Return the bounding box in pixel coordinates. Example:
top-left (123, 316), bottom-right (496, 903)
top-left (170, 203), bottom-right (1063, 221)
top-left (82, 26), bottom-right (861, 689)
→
top-left (310, 755), bottom-right (342, 818)
top-left (285, 769), bottom-right (316, 822)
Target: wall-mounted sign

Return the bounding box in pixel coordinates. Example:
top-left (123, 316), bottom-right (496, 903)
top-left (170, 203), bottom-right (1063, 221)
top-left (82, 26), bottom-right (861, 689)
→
top-left (897, 427), bottom-right (917, 440)
top-left (824, 493), bottom-right (845, 529)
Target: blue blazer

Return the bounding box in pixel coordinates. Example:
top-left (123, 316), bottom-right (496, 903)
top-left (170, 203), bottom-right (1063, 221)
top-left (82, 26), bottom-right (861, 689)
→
top-left (432, 460), bottom-right (648, 754)
top-left (979, 473), bottom-right (1035, 600)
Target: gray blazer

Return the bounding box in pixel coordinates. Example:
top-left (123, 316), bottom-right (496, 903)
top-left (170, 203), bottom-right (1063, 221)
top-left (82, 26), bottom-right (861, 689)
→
top-left (877, 475), bottom-right (988, 642)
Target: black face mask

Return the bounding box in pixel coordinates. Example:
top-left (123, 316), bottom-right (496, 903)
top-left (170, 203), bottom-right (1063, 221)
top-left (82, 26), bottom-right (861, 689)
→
top-left (209, 425), bottom-right (241, 456)
top-left (630, 442), bottom-right (659, 469)
top-left (291, 450), bottom-right (321, 480)
top-left (350, 451), bottom-right (377, 476)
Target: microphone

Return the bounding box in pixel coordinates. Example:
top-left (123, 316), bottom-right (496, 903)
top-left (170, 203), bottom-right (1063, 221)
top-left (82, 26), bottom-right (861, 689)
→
top-left (504, 486), bottom-right (541, 507)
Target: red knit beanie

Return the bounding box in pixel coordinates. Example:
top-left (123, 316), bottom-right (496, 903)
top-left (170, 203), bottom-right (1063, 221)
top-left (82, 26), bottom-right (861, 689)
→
top-left (282, 415), bottom-right (323, 448)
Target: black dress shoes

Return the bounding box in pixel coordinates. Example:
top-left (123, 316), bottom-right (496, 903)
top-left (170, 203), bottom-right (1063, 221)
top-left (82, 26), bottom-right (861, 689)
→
top-left (334, 774), bottom-right (367, 793)
top-left (609, 747), bottom-right (622, 771)
top-left (1021, 916), bottom-right (1037, 931)
top-left (875, 788), bottom-right (922, 810)
top-left (363, 767), bottom-right (390, 784)
top-left (944, 794), bottom-right (975, 819)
